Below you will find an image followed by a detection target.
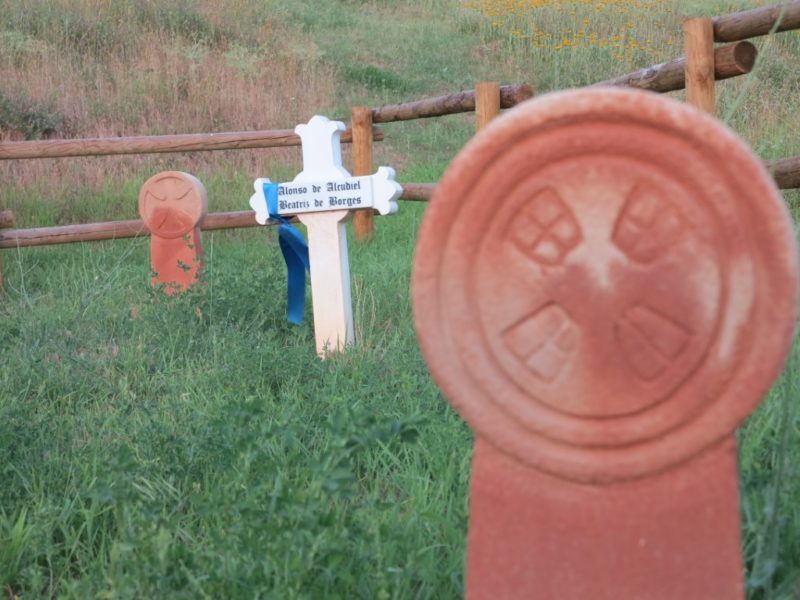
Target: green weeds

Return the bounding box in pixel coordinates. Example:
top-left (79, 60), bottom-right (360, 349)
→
top-left (0, 217), bottom-right (468, 596)
top-left (343, 65), bottom-right (411, 93)
top-left (0, 90), bottom-right (66, 140)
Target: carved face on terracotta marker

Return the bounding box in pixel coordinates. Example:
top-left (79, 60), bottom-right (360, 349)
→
top-left (412, 88), bottom-right (798, 483)
top-left (139, 172), bottom-right (207, 239)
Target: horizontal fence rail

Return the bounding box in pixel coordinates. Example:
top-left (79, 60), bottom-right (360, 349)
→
top-left (0, 127), bottom-right (384, 160)
top-left (593, 41), bottom-right (756, 92)
top-left (713, 0), bottom-right (800, 42)
top-left (768, 156), bottom-right (800, 190)
top-left (0, 211), bottom-right (259, 249)
top-left (399, 183), bottom-right (437, 201)
top-left (4, 154), bottom-right (799, 249)
top-left (0, 186), bottom-right (432, 248)
top-left (370, 83), bottom-right (533, 123)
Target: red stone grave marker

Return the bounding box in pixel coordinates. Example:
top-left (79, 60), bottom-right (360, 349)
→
top-left (412, 88), bottom-right (798, 599)
top-left (139, 171), bottom-right (207, 294)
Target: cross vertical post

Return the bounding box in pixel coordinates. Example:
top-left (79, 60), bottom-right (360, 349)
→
top-left (294, 117), bottom-right (353, 355)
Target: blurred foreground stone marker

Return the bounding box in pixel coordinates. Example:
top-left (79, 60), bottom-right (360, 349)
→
top-left (412, 88), bottom-right (798, 599)
top-left (250, 115), bottom-right (401, 356)
top-left (139, 171), bottom-right (207, 294)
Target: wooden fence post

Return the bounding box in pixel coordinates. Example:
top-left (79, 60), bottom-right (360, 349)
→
top-left (351, 106), bottom-right (374, 241)
top-left (475, 81), bottom-right (501, 132)
top-left (0, 210), bottom-right (14, 295)
top-left (684, 17), bottom-right (716, 114)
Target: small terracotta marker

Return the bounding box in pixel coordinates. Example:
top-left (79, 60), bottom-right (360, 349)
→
top-left (412, 88), bottom-right (798, 599)
top-left (139, 171), bottom-right (207, 294)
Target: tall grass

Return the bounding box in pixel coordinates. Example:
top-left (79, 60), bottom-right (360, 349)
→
top-left (0, 0), bottom-right (336, 201)
top-left (0, 0), bottom-right (335, 138)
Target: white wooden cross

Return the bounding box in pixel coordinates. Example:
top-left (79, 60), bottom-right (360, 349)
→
top-left (250, 115), bottom-right (401, 356)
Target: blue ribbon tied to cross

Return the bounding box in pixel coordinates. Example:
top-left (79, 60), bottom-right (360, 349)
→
top-left (259, 180), bottom-right (310, 325)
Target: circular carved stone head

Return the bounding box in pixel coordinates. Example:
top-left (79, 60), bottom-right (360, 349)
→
top-left (412, 88), bottom-right (798, 483)
top-left (139, 171), bottom-right (208, 239)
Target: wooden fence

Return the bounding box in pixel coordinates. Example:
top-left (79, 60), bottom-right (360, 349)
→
top-left (1, 1), bottom-right (799, 288)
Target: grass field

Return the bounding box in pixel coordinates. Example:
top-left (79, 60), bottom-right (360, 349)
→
top-left (1, 0), bottom-right (800, 597)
